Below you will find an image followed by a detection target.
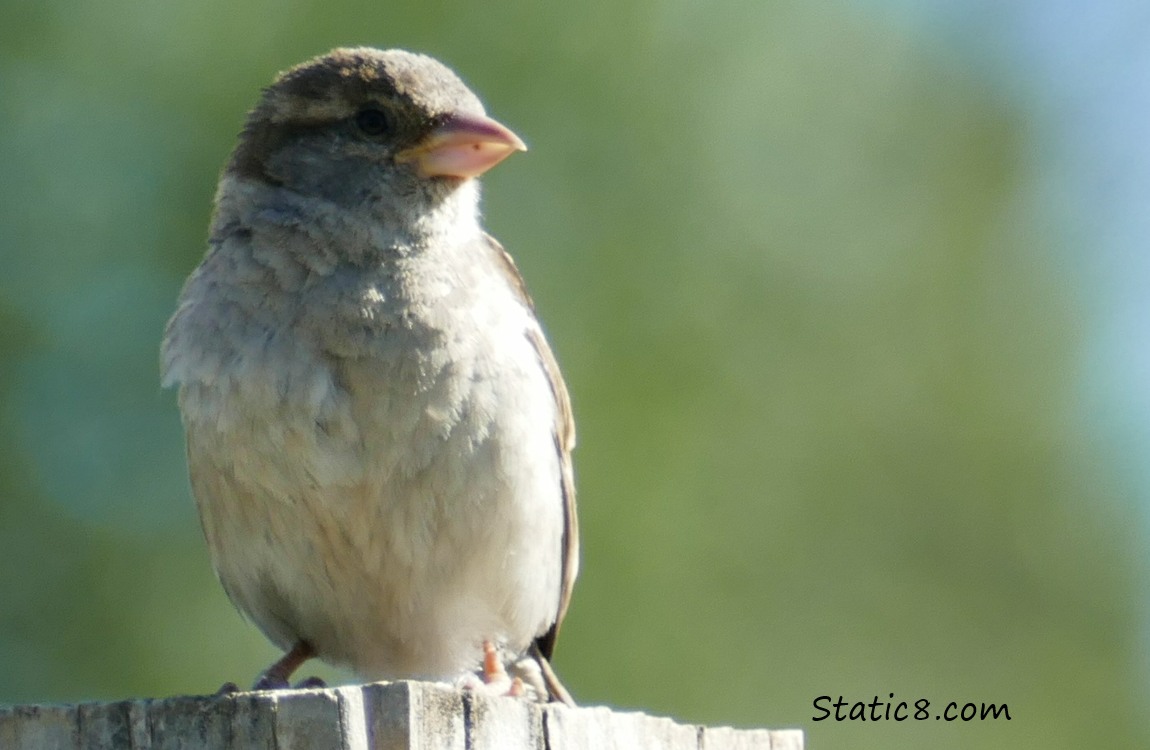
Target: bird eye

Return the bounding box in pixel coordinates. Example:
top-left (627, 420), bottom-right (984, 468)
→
top-left (355, 108), bottom-right (392, 136)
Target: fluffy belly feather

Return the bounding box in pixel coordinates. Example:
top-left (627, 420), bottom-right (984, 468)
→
top-left (181, 334), bottom-right (564, 679)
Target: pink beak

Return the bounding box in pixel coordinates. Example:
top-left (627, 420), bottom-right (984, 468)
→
top-left (396, 113), bottom-right (527, 179)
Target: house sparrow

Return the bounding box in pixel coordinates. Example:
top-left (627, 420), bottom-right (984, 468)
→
top-left (161, 47), bottom-right (577, 704)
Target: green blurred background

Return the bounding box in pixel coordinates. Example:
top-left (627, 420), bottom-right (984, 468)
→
top-left (2, 1), bottom-right (1148, 748)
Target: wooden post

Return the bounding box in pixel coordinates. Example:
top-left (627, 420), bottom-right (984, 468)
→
top-left (0, 681), bottom-right (802, 749)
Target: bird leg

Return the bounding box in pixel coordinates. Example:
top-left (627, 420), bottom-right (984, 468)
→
top-left (482, 640), bottom-right (525, 697)
top-left (253, 641), bottom-right (316, 690)
top-left (459, 640), bottom-right (525, 698)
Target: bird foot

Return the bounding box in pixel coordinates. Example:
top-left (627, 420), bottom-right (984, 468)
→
top-left (252, 674), bottom-right (290, 691)
top-left (214, 682), bottom-right (240, 696)
top-left (294, 676), bottom-right (328, 689)
top-left (251, 673), bottom-right (326, 691)
top-left (457, 641), bottom-right (534, 699)
top-left (252, 641), bottom-right (317, 690)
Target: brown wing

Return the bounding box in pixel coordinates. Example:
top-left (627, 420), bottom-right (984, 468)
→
top-left (527, 324), bottom-right (578, 651)
top-left (484, 235), bottom-right (579, 656)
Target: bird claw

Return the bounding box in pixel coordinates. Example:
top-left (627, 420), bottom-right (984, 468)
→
top-left (252, 674), bottom-right (291, 691)
top-left (251, 674), bottom-right (324, 691)
top-left (294, 676), bottom-right (327, 689)
top-left (252, 641), bottom-right (317, 691)
top-left (458, 641), bottom-right (529, 699)
top-left (214, 682), bottom-right (240, 696)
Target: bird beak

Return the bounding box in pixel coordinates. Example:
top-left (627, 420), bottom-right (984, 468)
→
top-left (396, 113), bottom-right (527, 179)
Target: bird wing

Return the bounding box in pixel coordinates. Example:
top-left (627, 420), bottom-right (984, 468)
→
top-left (483, 234), bottom-right (578, 657)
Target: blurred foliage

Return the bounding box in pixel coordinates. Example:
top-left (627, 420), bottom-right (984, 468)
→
top-left (1, 1), bottom-right (1146, 748)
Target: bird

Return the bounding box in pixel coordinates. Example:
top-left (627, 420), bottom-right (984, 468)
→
top-left (160, 47), bottom-right (577, 704)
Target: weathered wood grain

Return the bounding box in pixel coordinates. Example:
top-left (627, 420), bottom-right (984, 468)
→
top-left (0, 681), bottom-right (802, 749)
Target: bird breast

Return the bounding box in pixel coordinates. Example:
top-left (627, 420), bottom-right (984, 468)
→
top-left (166, 222), bottom-right (564, 678)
